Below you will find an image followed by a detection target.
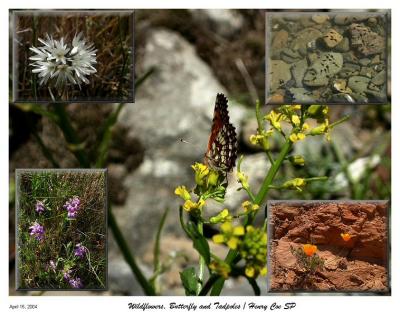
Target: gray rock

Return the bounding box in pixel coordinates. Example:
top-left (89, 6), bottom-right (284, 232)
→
top-left (371, 55), bottom-right (380, 65)
top-left (121, 29), bottom-right (246, 160)
top-left (334, 14), bottom-right (369, 25)
top-left (281, 48), bottom-right (302, 63)
top-left (331, 93), bottom-right (356, 103)
top-left (349, 92), bottom-right (369, 103)
top-left (291, 59), bottom-right (308, 87)
top-left (312, 14), bottom-right (330, 24)
top-left (334, 37), bottom-right (350, 52)
top-left (347, 76), bottom-right (371, 94)
top-left (291, 28), bottom-right (322, 55)
top-left (289, 87), bottom-right (317, 103)
top-left (339, 63), bottom-right (360, 78)
top-left (342, 51), bottom-right (358, 63)
top-left (271, 30), bottom-right (289, 58)
top-left (268, 60), bottom-right (291, 92)
top-left (108, 255), bottom-right (149, 295)
top-left (114, 29), bottom-right (249, 285)
top-left (303, 52), bottom-right (343, 87)
top-left (350, 23), bottom-right (385, 56)
top-left (371, 70), bottom-right (386, 86)
top-left (322, 29), bottom-right (343, 48)
top-left (359, 58), bottom-right (371, 66)
top-left (366, 89), bottom-right (386, 101)
top-left (189, 9), bottom-right (244, 38)
top-left (359, 66), bottom-right (374, 78)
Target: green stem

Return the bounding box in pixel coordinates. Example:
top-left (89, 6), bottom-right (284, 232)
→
top-left (108, 206), bottom-right (156, 296)
top-left (204, 138), bottom-right (293, 296)
top-left (196, 221), bottom-right (206, 295)
top-left (255, 100), bottom-right (263, 134)
top-left (31, 124), bottom-right (60, 168)
top-left (152, 207), bottom-right (169, 291)
top-left (246, 277), bottom-right (261, 296)
top-left (52, 104), bottom-right (90, 167)
top-left (254, 138), bottom-right (292, 205)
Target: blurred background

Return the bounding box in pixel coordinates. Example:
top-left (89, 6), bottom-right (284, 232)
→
top-left (9, 9), bottom-right (391, 295)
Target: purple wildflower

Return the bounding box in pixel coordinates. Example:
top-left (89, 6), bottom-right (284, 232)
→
top-left (63, 270), bottom-right (71, 281)
top-left (35, 201), bottom-right (45, 214)
top-left (29, 221), bottom-right (45, 241)
top-left (69, 277), bottom-right (83, 289)
top-left (74, 243), bottom-right (87, 259)
top-left (64, 196), bottom-right (81, 219)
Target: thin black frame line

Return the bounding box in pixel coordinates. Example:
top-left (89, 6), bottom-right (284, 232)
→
top-left (265, 200), bottom-right (391, 295)
top-left (14, 168), bottom-right (109, 292)
top-left (264, 10), bottom-right (391, 106)
top-left (11, 9), bottom-right (135, 104)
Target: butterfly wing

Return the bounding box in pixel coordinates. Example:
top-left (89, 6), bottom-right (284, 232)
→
top-left (205, 93), bottom-right (237, 173)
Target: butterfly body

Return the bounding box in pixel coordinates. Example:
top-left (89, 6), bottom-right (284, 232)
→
top-left (204, 93), bottom-right (238, 173)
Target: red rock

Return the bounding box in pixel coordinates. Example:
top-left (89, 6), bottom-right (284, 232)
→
top-left (270, 202), bottom-right (388, 292)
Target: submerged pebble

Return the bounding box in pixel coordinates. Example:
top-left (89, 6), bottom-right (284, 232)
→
top-left (267, 11), bottom-right (388, 103)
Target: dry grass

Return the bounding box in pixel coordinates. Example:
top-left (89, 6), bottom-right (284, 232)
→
top-left (16, 170), bottom-right (107, 290)
top-left (13, 10), bottom-right (134, 102)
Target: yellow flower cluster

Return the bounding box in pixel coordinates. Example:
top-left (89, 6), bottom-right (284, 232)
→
top-left (261, 105), bottom-right (332, 145)
top-left (209, 260), bottom-right (231, 279)
top-left (213, 224), bottom-right (267, 278)
top-left (212, 222), bottom-right (245, 250)
top-left (249, 129), bottom-right (273, 150)
top-left (242, 201), bottom-right (259, 213)
top-left (282, 178), bottom-right (306, 191)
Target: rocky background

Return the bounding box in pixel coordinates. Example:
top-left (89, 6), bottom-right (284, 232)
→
top-left (267, 12), bottom-right (389, 104)
top-left (269, 201), bottom-right (389, 293)
top-left (9, 9), bottom-right (391, 296)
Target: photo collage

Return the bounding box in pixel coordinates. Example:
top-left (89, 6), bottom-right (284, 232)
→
top-left (9, 9), bottom-right (390, 297)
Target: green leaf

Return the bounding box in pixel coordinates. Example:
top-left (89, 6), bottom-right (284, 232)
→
top-left (180, 267), bottom-right (198, 296)
top-left (187, 222), bottom-right (211, 265)
top-left (12, 103), bottom-right (58, 121)
top-left (95, 67), bottom-right (156, 168)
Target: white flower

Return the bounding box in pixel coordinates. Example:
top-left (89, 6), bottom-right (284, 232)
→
top-left (29, 33), bottom-right (97, 91)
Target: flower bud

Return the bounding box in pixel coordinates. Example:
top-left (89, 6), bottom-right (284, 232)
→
top-left (174, 186), bottom-right (191, 201)
top-left (288, 155), bottom-right (305, 166)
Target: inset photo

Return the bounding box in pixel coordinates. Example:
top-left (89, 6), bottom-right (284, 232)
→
top-left (266, 11), bottom-right (389, 104)
top-left (268, 201), bottom-right (389, 294)
top-left (11, 10), bottom-right (134, 103)
top-left (15, 169), bottom-right (107, 290)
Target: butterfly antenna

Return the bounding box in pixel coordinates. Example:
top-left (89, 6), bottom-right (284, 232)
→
top-left (179, 138), bottom-right (203, 151)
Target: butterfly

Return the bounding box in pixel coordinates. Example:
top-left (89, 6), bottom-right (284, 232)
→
top-left (204, 93), bottom-right (238, 173)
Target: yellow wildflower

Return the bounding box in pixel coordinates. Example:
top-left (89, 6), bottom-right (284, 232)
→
top-left (242, 201), bottom-right (260, 213)
top-left (183, 199), bottom-right (205, 213)
top-left (174, 185), bottom-right (191, 201)
top-left (265, 110), bottom-right (284, 131)
top-left (291, 114), bottom-right (300, 126)
top-left (210, 208), bottom-right (232, 224)
top-left (289, 132), bottom-right (306, 143)
top-left (212, 222), bottom-right (245, 250)
top-left (209, 261), bottom-right (231, 279)
top-left (192, 162), bottom-right (209, 186)
top-left (282, 178), bottom-right (306, 191)
top-left (237, 171), bottom-right (249, 190)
